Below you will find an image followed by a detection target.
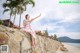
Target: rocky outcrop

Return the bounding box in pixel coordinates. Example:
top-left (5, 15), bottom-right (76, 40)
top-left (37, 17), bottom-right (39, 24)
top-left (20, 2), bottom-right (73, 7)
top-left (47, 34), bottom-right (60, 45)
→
top-left (0, 25), bottom-right (63, 53)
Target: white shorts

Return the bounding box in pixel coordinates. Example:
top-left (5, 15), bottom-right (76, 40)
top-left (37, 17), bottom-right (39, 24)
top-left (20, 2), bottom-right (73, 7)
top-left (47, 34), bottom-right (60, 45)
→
top-left (21, 27), bottom-right (36, 39)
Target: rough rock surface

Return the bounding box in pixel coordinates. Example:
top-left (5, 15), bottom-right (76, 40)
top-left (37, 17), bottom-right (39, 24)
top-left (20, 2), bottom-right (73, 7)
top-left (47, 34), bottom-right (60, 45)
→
top-left (0, 25), bottom-right (62, 53)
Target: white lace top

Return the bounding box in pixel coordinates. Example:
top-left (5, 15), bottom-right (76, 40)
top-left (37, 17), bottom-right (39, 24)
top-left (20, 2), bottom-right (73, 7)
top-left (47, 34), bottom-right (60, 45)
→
top-left (22, 19), bottom-right (32, 32)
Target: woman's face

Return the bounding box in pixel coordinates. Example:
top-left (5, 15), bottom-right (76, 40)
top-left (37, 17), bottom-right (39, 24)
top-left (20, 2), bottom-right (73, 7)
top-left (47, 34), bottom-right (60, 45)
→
top-left (25, 15), bottom-right (30, 20)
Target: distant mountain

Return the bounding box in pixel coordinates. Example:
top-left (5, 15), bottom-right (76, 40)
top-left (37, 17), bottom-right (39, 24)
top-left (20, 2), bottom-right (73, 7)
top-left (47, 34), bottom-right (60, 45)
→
top-left (58, 36), bottom-right (80, 43)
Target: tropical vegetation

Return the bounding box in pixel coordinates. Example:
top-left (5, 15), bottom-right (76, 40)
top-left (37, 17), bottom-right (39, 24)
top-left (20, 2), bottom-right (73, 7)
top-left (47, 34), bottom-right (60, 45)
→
top-left (0, 20), bottom-right (3, 25)
top-left (3, 0), bottom-right (35, 28)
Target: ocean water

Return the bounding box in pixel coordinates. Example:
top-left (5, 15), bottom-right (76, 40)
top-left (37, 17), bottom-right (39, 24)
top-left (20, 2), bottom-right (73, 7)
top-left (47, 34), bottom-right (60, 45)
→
top-left (64, 43), bottom-right (80, 48)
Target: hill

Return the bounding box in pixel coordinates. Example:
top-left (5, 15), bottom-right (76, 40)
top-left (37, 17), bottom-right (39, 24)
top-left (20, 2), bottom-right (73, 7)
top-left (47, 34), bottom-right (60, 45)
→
top-left (58, 36), bottom-right (80, 43)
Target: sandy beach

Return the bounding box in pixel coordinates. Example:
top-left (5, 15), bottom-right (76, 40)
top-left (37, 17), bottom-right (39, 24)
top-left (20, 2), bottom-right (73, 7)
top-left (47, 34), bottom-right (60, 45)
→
top-left (56, 43), bottom-right (80, 53)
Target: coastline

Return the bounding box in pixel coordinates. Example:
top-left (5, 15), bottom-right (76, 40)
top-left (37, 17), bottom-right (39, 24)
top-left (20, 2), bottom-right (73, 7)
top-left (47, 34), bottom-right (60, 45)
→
top-left (63, 42), bottom-right (80, 48)
top-left (56, 43), bottom-right (80, 53)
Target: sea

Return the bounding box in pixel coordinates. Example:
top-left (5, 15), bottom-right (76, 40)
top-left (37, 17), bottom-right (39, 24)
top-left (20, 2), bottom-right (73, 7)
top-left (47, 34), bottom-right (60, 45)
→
top-left (63, 42), bottom-right (80, 48)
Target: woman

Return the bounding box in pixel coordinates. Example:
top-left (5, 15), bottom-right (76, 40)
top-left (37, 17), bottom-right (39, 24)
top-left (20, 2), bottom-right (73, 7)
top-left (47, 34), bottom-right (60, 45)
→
top-left (21, 13), bottom-right (41, 48)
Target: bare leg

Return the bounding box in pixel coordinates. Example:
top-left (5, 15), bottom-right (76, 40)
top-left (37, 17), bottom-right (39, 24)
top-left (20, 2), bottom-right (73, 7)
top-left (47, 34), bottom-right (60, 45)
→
top-left (30, 30), bottom-right (37, 47)
top-left (32, 37), bottom-right (36, 48)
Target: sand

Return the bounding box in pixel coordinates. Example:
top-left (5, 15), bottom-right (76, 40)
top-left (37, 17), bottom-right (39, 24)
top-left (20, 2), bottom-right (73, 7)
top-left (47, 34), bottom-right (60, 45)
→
top-left (56, 43), bottom-right (80, 53)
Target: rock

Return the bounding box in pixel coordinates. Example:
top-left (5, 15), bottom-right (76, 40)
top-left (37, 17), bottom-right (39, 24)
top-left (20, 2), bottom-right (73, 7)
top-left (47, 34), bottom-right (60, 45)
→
top-left (0, 32), bottom-right (9, 45)
top-left (59, 43), bottom-right (68, 51)
top-left (35, 30), bottom-right (42, 35)
top-left (0, 25), bottom-right (62, 53)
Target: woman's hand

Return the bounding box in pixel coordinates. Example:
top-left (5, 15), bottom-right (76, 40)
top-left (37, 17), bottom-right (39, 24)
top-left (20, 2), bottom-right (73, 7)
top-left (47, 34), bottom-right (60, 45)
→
top-left (30, 13), bottom-right (41, 22)
top-left (38, 13), bottom-right (41, 17)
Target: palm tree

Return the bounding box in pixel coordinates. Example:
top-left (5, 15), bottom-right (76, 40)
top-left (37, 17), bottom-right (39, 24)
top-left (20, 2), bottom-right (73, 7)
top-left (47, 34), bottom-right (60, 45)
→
top-left (22, 0), bottom-right (35, 10)
top-left (17, 0), bottom-right (35, 28)
top-left (3, 0), bottom-right (20, 27)
top-left (4, 0), bottom-right (35, 28)
top-left (13, 11), bottom-right (16, 28)
top-left (16, 4), bottom-right (25, 28)
top-left (3, 3), bottom-right (14, 27)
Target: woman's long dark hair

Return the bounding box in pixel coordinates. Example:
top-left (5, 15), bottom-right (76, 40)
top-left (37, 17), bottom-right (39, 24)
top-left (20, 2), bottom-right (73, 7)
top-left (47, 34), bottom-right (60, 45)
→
top-left (25, 14), bottom-right (29, 19)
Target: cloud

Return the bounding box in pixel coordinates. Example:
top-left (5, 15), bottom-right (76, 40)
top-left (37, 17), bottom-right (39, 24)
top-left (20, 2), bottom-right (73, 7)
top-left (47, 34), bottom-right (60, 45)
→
top-left (0, 0), bottom-right (80, 39)
top-left (30, 0), bottom-right (80, 34)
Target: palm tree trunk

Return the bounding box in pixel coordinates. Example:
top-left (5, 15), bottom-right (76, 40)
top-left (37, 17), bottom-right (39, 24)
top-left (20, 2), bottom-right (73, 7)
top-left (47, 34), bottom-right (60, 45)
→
top-left (13, 14), bottom-right (16, 28)
top-left (19, 13), bottom-right (22, 29)
top-left (8, 14), bottom-right (11, 27)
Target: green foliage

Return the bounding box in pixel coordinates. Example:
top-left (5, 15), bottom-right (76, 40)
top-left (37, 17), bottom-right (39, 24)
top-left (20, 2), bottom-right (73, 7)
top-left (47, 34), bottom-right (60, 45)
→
top-left (45, 30), bottom-right (49, 36)
top-left (3, 0), bottom-right (35, 27)
top-left (29, 0), bottom-right (35, 7)
top-left (54, 34), bottom-right (58, 41)
top-left (44, 28), bottom-right (49, 36)
top-left (0, 20), bottom-right (3, 25)
top-left (3, 9), bottom-right (10, 14)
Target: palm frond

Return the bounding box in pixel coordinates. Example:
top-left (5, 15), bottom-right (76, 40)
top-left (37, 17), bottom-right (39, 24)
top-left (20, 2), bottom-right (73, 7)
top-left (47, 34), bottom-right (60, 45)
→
top-left (23, 0), bottom-right (35, 7)
top-left (16, 5), bottom-right (24, 14)
top-left (3, 2), bottom-right (12, 8)
top-left (3, 3), bottom-right (8, 8)
top-left (9, 1), bottom-right (19, 7)
top-left (7, 0), bottom-right (12, 1)
top-left (3, 9), bottom-right (10, 14)
top-left (29, 0), bottom-right (35, 7)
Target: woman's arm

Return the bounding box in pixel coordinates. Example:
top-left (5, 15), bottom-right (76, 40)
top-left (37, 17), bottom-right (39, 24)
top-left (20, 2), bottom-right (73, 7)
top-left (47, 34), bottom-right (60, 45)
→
top-left (30, 13), bottom-right (41, 22)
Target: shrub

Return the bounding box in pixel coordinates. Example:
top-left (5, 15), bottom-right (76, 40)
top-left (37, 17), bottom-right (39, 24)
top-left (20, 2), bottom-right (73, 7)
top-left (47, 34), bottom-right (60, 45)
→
top-left (0, 20), bottom-right (3, 25)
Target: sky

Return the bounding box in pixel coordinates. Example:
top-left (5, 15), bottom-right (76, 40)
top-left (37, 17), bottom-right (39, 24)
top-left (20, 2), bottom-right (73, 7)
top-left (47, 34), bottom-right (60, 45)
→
top-left (0, 0), bottom-right (80, 39)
